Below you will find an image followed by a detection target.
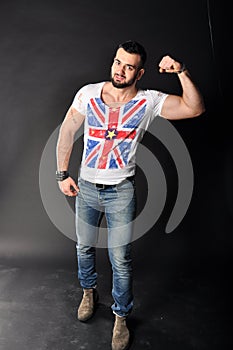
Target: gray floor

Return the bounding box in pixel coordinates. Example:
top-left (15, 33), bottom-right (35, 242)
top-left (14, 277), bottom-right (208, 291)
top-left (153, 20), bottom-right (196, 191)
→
top-left (0, 254), bottom-right (232, 350)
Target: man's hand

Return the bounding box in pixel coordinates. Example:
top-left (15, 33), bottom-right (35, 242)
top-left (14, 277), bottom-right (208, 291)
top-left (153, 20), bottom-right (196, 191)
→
top-left (159, 55), bottom-right (184, 74)
top-left (58, 177), bottom-right (79, 197)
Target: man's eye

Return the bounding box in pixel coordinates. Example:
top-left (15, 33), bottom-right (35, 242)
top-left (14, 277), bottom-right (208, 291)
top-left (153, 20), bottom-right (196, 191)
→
top-left (126, 66), bottom-right (134, 71)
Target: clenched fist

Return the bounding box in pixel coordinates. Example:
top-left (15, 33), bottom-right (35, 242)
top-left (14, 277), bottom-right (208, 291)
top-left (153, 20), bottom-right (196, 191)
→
top-left (159, 55), bottom-right (185, 74)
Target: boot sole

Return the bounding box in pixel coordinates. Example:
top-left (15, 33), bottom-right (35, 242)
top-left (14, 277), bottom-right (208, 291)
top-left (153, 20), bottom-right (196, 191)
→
top-left (111, 342), bottom-right (130, 350)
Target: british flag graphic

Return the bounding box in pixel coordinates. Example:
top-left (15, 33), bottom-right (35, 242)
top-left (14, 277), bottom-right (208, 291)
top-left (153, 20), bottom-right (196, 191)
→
top-left (84, 97), bottom-right (147, 169)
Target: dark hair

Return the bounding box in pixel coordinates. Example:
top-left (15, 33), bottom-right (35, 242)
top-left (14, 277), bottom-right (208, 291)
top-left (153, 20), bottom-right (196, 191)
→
top-left (117, 40), bottom-right (147, 69)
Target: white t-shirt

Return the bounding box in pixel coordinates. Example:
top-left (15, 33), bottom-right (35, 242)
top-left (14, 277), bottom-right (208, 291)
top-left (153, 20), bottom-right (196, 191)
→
top-left (72, 81), bottom-right (168, 184)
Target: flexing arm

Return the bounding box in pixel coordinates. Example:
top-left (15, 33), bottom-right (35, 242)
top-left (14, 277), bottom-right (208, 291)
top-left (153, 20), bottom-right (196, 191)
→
top-left (159, 55), bottom-right (205, 120)
top-left (56, 106), bottom-right (85, 196)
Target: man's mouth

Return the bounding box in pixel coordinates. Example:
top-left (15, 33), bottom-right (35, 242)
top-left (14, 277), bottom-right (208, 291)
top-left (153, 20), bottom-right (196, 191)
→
top-left (115, 73), bottom-right (125, 81)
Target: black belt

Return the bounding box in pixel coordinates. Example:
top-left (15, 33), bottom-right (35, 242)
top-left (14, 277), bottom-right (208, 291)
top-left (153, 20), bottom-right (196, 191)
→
top-left (95, 183), bottom-right (114, 189)
top-left (94, 176), bottom-right (134, 190)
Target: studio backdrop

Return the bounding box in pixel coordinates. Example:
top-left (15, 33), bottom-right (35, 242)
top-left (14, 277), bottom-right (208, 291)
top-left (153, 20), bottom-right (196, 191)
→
top-left (0, 0), bottom-right (231, 267)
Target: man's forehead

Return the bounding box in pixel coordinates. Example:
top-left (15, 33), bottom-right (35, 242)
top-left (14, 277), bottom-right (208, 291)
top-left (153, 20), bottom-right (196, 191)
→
top-left (115, 48), bottom-right (140, 65)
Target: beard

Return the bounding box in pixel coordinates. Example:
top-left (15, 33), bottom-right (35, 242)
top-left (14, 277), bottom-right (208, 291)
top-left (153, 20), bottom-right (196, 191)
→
top-left (111, 72), bottom-right (138, 89)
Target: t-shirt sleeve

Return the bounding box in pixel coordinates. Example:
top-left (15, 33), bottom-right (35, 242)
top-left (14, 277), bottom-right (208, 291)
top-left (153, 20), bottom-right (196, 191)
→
top-left (156, 91), bottom-right (169, 116)
top-left (71, 85), bottom-right (88, 115)
top-left (146, 90), bottom-right (169, 119)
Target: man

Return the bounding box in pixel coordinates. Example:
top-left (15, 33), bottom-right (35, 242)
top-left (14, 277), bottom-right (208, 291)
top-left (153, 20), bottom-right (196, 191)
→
top-left (56, 40), bottom-right (205, 350)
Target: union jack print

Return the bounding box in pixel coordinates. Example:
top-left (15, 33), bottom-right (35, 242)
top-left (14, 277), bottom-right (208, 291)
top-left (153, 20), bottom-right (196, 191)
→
top-left (84, 97), bottom-right (147, 169)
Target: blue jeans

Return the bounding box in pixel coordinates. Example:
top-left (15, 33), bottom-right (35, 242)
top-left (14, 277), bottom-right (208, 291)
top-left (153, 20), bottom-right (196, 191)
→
top-left (75, 176), bottom-right (136, 317)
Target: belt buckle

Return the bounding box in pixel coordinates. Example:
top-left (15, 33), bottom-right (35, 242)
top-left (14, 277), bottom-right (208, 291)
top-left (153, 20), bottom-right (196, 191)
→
top-left (95, 183), bottom-right (105, 189)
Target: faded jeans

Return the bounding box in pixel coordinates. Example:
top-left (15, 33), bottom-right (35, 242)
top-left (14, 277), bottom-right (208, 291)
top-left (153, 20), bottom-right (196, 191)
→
top-left (75, 176), bottom-right (136, 317)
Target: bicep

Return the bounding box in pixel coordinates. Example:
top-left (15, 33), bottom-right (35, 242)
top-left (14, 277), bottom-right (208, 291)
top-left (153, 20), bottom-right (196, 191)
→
top-left (160, 95), bottom-right (193, 120)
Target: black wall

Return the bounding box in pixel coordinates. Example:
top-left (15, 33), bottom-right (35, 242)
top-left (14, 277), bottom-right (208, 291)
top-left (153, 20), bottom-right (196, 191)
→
top-left (0, 0), bottom-right (231, 271)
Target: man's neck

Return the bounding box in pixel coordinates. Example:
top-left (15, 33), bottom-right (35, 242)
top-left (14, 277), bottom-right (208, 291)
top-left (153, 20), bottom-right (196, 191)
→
top-left (102, 82), bottom-right (138, 106)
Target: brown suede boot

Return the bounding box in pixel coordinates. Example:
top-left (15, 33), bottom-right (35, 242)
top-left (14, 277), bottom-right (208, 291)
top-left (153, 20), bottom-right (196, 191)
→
top-left (77, 288), bottom-right (98, 322)
top-left (111, 315), bottom-right (130, 350)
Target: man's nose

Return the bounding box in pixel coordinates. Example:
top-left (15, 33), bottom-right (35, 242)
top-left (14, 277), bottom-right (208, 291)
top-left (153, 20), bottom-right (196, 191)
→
top-left (117, 64), bottom-right (125, 74)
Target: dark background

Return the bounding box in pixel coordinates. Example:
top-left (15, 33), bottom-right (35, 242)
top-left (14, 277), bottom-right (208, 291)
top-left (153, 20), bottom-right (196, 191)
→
top-left (0, 0), bottom-right (231, 267)
top-left (0, 1), bottom-right (232, 349)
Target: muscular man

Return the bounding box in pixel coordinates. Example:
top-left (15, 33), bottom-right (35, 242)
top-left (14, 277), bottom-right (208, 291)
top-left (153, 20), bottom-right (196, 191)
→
top-left (56, 40), bottom-right (205, 350)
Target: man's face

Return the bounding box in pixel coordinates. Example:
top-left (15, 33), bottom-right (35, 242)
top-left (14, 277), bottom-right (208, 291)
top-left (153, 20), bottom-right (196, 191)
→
top-left (111, 48), bottom-right (144, 89)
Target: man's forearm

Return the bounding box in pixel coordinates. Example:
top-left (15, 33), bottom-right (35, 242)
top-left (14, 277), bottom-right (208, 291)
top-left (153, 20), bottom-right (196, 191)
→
top-left (56, 127), bottom-right (74, 171)
top-left (56, 107), bottom-right (85, 171)
top-left (178, 70), bottom-right (205, 116)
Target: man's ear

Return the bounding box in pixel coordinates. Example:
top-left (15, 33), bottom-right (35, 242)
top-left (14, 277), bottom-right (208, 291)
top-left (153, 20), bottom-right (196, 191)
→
top-left (137, 68), bottom-right (145, 81)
